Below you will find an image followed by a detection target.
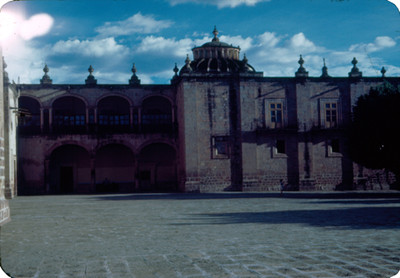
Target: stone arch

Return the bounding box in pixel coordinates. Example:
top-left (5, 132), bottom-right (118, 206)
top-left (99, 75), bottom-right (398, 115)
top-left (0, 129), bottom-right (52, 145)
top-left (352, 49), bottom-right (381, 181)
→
top-left (18, 96), bottom-right (41, 133)
top-left (94, 143), bottom-right (135, 193)
top-left (52, 96), bottom-right (87, 132)
top-left (49, 144), bottom-right (91, 194)
top-left (96, 93), bottom-right (133, 107)
top-left (46, 141), bottom-right (91, 159)
top-left (137, 142), bottom-right (177, 192)
top-left (50, 94), bottom-right (89, 108)
top-left (141, 96), bottom-right (173, 133)
top-left (140, 94), bottom-right (173, 107)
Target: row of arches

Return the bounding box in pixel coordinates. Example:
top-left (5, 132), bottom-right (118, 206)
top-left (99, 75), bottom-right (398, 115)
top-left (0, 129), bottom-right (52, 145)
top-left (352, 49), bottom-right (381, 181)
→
top-left (46, 142), bottom-right (178, 194)
top-left (19, 95), bottom-right (175, 134)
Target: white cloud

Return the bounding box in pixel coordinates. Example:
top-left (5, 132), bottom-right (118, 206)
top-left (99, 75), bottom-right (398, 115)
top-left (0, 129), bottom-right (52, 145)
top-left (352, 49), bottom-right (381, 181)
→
top-left (52, 37), bottom-right (129, 57)
top-left (258, 32), bottom-right (281, 48)
top-left (220, 35), bottom-right (253, 52)
top-left (0, 12), bottom-right (53, 43)
top-left (289, 32), bottom-right (318, 53)
top-left (349, 36), bottom-right (396, 53)
top-left (136, 34), bottom-right (253, 59)
top-left (136, 36), bottom-right (194, 57)
top-left (3, 39), bottom-right (49, 83)
top-left (19, 13), bottom-right (54, 40)
top-left (95, 12), bottom-right (172, 36)
top-left (168, 0), bottom-right (268, 8)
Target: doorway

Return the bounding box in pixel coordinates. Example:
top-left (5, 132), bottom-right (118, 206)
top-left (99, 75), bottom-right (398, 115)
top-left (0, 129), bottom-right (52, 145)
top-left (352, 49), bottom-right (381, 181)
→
top-left (60, 166), bottom-right (73, 193)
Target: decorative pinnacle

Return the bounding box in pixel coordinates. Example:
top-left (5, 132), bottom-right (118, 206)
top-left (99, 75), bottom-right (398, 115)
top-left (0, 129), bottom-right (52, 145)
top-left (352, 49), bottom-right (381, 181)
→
top-left (88, 65), bottom-right (94, 75)
top-left (131, 63), bottom-right (137, 74)
top-left (40, 64), bottom-right (52, 85)
top-left (351, 57), bottom-right (358, 67)
top-left (173, 63), bottom-right (179, 75)
top-left (295, 54), bottom-right (308, 78)
top-left (43, 64), bottom-right (49, 74)
top-left (243, 53), bottom-right (248, 64)
top-left (321, 58), bottom-right (330, 78)
top-left (212, 26), bottom-right (219, 42)
top-left (298, 55), bottom-right (304, 67)
top-left (381, 66), bottom-right (386, 78)
top-left (185, 54), bottom-right (191, 65)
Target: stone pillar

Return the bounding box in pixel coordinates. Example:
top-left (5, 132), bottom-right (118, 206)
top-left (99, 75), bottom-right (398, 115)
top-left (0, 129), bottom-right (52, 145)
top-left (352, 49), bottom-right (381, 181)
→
top-left (85, 108), bottom-right (89, 133)
top-left (137, 107), bottom-right (142, 131)
top-left (48, 108), bottom-right (53, 132)
top-left (171, 105), bottom-right (175, 123)
top-left (129, 106), bottom-right (134, 128)
top-left (94, 108), bottom-right (98, 124)
top-left (40, 108), bottom-right (44, 133)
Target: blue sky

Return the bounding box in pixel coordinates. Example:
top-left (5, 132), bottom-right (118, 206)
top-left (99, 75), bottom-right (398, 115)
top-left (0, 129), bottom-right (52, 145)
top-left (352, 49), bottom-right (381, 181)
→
top-left (0, 0), bottom-right (399, 84)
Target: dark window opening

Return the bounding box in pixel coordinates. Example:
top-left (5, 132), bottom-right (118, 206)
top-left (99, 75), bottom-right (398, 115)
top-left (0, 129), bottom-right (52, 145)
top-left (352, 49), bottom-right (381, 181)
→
top-left (276, 140), bottom-right (286, 154)
top-left (331, 139), bottom-right (340, 153)
top-left (212, 136), bottom-right (230, 159)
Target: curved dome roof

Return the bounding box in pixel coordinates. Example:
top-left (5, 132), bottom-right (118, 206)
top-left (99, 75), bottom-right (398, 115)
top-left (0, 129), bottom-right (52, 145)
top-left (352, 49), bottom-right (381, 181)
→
top-left (179, 27), bottom-right (256, 75)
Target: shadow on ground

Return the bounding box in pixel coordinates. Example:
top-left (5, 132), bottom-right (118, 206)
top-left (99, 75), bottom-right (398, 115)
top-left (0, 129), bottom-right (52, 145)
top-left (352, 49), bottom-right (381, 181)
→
top-left (92, 191), bottom-right (400, 201)
top-left (173, 206), bottom-right (400, 230)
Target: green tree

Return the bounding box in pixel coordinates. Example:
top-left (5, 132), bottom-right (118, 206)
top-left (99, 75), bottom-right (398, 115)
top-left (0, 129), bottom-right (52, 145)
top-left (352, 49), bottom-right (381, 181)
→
top-left (349, 82), bottom-right (400, 189)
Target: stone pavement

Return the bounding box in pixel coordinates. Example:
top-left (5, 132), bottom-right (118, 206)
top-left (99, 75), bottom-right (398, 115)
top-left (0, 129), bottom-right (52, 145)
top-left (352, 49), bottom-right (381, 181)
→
top-left (1, 192), bottom-right (400, 278)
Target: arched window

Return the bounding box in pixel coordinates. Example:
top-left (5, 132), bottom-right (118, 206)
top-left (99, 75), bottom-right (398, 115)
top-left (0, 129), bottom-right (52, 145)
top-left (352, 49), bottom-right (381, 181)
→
top-left (52, 96), bottom-right (86, 133)
top-left (18, 96), bottom-right (41, 134)
top-left (97, 96), bottom-right (130, 132)
top-left (141, 96), bottom-right (172, 133)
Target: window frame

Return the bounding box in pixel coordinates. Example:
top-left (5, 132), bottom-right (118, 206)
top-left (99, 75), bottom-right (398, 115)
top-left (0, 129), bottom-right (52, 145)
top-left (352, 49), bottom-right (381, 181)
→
top-left (264, 99), bottom-right (286, 129)
top-left (319, 99), bottom-right (340, 128)
top-left (211, 136), bottom-right (230, 159)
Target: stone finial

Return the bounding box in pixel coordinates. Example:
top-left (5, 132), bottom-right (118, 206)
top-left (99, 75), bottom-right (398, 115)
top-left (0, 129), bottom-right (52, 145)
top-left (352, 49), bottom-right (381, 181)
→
top-left (129, 63), bottom-right (141, 86)
top-left (381, 67), bottom-right (386, 78)
top-left (349, 57), bottom-right (362, 78)
top-left (295, 55), bottom-right (308, 78)
top-left (40, 64), bottom-right (52, 85)
top-left (212, 26), bottom-right (219, 42)
top-left (241, 54), bottom-right (252, 73)
top-left (242, 54), bottom-right (248, 64)
top-left (320, 58), bottom-right (330, 78)
top-left (173, 63), bottom-right (179, 76)
top-left (180, 54), bottom-right (192, 74)
top-left (85, 65), bottom-right (97, 85)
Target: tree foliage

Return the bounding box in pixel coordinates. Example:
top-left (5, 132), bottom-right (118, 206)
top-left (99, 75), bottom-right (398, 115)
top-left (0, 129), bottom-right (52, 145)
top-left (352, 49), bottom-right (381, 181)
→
top-left (349, 82), bottom-right (400, 183)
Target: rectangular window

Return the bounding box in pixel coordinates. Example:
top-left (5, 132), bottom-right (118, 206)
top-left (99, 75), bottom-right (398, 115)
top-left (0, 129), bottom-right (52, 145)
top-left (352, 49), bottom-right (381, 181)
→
top-left (331, 139), bottom-right (340, 153)
top-left (276, 140), bottom-right (286, 154)
top-left (265, 100), bottom-right (285, 129)
top-left (325, 102), bottom-right (337, 128)
top-left (327, 138), bottom-right (342, 157)
top-left (211, 136), bottom-right (230, 159)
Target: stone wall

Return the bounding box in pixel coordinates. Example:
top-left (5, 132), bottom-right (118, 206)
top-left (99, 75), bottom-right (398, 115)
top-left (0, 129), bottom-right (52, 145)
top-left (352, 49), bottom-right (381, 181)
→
top-left (0, 50), bottom-right (10, 225)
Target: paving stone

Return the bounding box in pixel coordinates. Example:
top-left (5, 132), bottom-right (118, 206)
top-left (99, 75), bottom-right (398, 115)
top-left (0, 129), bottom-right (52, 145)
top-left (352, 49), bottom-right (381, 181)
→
top-left (1, 192), bottom-right (400, 277)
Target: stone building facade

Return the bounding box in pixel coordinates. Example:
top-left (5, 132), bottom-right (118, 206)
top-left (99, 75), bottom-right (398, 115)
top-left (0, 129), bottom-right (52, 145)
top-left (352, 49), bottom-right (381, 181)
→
top-left (17, 28), bottom-right (400, 194)
top-left (0, 47), bottom-right (12, 225)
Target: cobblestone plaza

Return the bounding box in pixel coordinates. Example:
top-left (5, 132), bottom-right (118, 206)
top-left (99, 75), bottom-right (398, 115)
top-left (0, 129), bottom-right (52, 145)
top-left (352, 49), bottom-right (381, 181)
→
top-left (1, 192), bottom-right (400, 277)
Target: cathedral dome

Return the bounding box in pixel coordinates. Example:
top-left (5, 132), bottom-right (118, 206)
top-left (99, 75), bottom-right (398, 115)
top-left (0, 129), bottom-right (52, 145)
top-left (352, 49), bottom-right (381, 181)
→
top-left (179, 27), bottom-right (256, 74)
